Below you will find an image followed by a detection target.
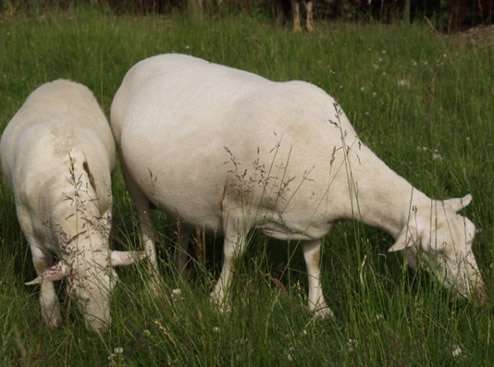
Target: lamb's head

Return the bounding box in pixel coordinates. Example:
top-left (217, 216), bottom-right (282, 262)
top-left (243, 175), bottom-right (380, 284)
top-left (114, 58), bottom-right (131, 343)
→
top-left (26, 242), bottom-right (144, 332)
top-left (389, 194), bottom-right (487, 306)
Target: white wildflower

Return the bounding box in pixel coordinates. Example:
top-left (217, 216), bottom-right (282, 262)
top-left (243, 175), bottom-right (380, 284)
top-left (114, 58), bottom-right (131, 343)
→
top-left (432, 150), bottom-right (442, 161)
top-left (451, 345), bottom-right (462, 358)
top-left (286, 346), bottom-right (295, 362)
top-left (397, 79), bottom-right (410, 87)
top-left (212, 326), bottom-right (221, 333)
top-left (347, 338), bottom-right (358, 352)
top-left (171, 288), bottom-right (183, 300)
top-left (114, 347), bottom-right (123, 354)
top-left (375, 313), bottom-right (384, 321)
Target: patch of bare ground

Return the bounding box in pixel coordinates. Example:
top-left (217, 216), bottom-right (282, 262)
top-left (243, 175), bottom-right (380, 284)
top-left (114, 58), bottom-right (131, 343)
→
top-left (445, 24), bottom-right (494, 48)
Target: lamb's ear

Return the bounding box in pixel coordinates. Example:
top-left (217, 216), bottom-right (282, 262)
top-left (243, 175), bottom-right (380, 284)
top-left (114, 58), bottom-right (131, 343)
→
top-left (445, 194), bottom-right (472, 212)
top-left (25, 262), bottom-right (69, 285)
top-left (388, 226), bottom-right (418, 253)
top-left (110, 251), bottom-right (147, 267)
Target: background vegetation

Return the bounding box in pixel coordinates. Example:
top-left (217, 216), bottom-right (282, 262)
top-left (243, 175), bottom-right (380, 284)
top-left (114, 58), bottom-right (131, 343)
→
top-left (1, 0), bottom-right (494, 30)
top-left (0, 5), bottom-right (493, 366)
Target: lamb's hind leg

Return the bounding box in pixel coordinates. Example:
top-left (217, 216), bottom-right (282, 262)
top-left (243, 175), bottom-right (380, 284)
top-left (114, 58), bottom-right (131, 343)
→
top-left (303, 239), bottom-right (333, 318)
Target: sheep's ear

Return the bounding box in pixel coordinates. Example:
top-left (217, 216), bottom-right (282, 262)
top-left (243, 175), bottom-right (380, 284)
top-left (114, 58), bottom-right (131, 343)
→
top-left (388, 226), bottom-right (417, 253)
top-left (25, 262), bottom-right (69, 285)
top-left (445, 194), bottom-right (472, 212)
top-left (110, 251), bottom-right (147, 267)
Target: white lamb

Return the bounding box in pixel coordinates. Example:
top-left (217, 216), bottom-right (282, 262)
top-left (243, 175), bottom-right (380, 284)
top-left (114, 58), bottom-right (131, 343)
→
top-left (0, 80), bottom-right (142, 332)
top-left (111, 54), bottom-right (487, 316)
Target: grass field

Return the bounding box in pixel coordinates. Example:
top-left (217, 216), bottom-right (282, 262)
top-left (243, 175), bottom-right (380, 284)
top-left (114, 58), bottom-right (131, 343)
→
top-left (0, 7), bottom-right (493, 366)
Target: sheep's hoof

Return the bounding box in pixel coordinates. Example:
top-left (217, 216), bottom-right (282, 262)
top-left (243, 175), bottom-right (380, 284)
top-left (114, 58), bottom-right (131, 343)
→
top-left (313, 305), bottom-right (334, 319)
top-left (209, 292), bottom-right (231, 314)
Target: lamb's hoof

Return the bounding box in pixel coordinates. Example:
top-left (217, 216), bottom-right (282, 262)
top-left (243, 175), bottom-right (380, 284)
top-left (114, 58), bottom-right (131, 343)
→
top-left (42, 310), bottom-right (63, 328)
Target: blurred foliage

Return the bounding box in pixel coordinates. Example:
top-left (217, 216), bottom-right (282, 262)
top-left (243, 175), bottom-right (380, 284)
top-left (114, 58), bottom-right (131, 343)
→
top-left (0, 0), bottom-right (493, 29)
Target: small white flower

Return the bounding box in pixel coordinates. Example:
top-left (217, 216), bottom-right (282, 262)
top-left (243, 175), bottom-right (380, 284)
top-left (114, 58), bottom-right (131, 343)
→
top-left (375, 313), bottom-right (384, 321)
top-left (451, 345), bottom-right (462, 358)
top-left (172, 288), bottom-right (182, 295)
top-left (185, 45), bottom-right (190, 49)
top-left (432, 150), bottom-right (442, 161)
top-left (114, 347), bottom-right (124, 354)
top-left (212, 326), bottom-right (220, 333)
top-left (397, 79), bottom-right (410, 87)
top-left (286, 346), bottom-right (295, 362)
top-left (347, 338), bottom-right (358, 352)
top-left (301, 329), bottom-right (308, 336)
top-left (143, 329), bottom-right (151, 337)
top-left (360, 86), bottom-right (365, 91)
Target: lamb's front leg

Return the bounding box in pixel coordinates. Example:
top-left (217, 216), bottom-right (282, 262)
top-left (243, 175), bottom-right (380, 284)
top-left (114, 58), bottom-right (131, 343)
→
top-left (303, 239), bottom-right (333, 318)
top-left (29, 245), bottom-right (63, 327)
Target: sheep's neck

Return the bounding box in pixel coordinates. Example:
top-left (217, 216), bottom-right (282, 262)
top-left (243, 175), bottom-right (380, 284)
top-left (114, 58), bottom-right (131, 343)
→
top-left (339, 148), bottom-right (429, 239)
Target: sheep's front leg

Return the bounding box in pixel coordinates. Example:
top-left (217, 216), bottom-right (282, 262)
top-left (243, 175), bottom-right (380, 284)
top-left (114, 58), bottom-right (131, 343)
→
top-left (29, 245), bottom-right (63, 327)
top-left (303, 239), bottom-right (333, 318)
top-left (122, 164), bottom-right (161, 293)
top-left (210, 210), bottom-right (248, 311)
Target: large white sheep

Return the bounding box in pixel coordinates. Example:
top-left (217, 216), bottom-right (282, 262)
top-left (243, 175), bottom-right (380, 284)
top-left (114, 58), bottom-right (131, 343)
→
top-left (111, 54), bottom-right (487, 316)
top-left (0, 80), bottom-right (142, 332)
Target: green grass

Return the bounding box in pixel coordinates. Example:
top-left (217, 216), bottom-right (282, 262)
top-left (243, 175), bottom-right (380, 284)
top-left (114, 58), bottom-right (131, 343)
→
top-left (1, 7), bottom-right (493, 366)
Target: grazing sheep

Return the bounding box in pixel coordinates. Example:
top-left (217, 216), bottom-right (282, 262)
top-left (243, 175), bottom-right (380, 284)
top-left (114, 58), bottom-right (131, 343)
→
top-left (111, 54), bottom-right (487, 316)
top-left (0, 80), bottom-right (142, 332)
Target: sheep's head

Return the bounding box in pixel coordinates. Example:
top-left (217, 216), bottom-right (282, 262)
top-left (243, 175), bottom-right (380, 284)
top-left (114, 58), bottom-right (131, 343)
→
top-left (26, 239), bottom-right (145, 333)
top-left (389, 194), bottom-right (487, 306)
